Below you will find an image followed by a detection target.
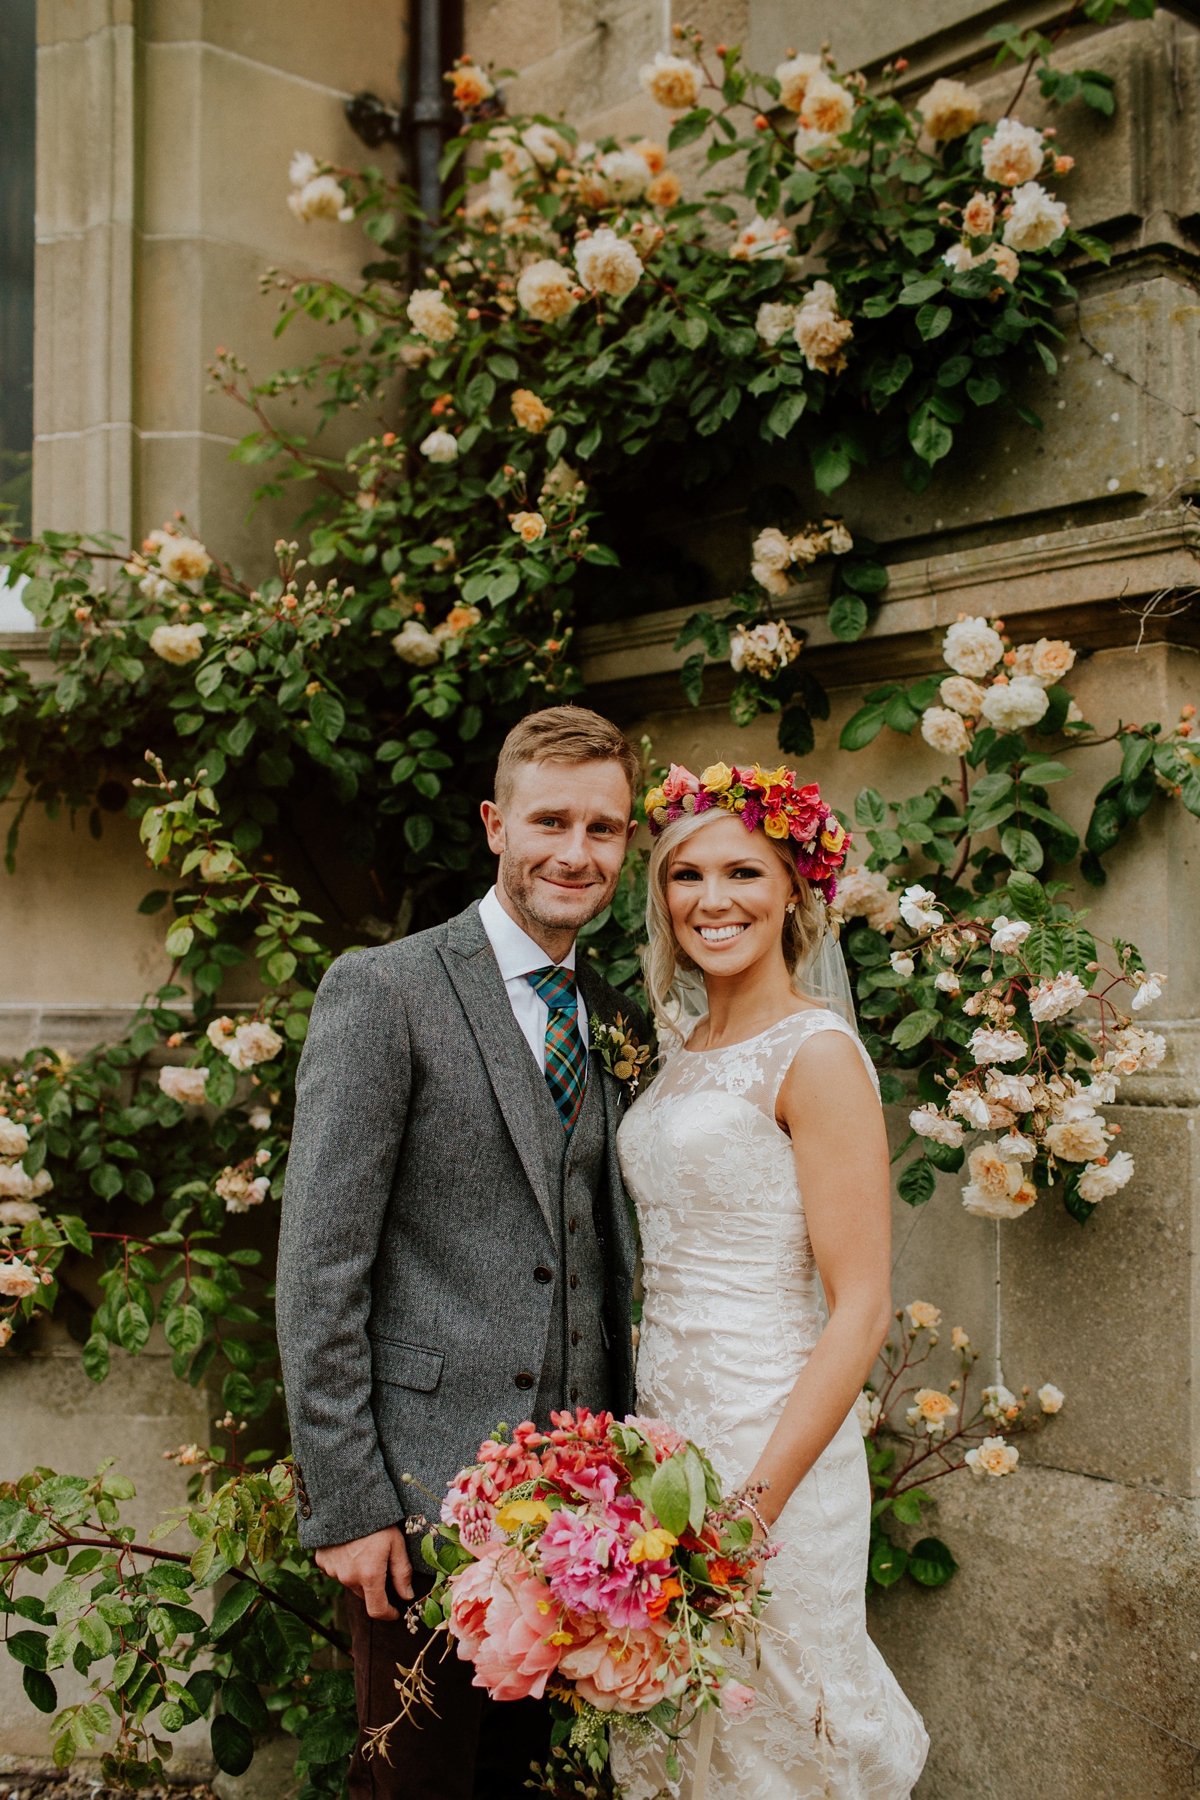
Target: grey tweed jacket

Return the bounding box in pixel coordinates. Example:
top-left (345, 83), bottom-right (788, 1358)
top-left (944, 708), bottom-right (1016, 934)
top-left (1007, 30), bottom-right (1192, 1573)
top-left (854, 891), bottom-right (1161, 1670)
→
top-left (275, 900), bottom-right (642, 1550)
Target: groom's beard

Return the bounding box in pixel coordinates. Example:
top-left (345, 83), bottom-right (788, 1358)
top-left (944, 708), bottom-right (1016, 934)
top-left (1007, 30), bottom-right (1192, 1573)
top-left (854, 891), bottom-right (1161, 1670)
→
top-left (498, 848), bottom-right (616, 939)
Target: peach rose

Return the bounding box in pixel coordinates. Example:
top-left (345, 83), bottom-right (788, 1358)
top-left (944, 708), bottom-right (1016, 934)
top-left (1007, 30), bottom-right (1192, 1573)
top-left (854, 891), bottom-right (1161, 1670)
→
top-left (557, 1615), bottom-right (684, 1713)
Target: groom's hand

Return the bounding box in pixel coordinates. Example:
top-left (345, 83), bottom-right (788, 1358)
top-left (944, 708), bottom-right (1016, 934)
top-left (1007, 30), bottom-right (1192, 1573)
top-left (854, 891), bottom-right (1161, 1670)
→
top-left (314, 1524), bottom-right (413, 1620)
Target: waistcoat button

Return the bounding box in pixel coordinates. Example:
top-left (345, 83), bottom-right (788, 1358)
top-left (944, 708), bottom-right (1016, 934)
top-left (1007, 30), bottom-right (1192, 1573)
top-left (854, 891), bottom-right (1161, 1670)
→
top-left (570, 1386), bottom-right (579, 1402)
top-left (533, 1266), bottom-right (552, 1283)
top-left (570, 1329), bottom-right (581, 1346)
top-left (568, 1217), bottom-right (578, 1233)
top-left (569, 1273), bottom-right (578, 1289)
top-left (514, 1371), bottom-right (535, 1390)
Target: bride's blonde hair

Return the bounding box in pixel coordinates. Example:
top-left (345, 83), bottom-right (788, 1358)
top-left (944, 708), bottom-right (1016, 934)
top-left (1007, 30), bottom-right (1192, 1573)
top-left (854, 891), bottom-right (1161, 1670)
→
top-left (644, 809), bottom-right (827, 1036)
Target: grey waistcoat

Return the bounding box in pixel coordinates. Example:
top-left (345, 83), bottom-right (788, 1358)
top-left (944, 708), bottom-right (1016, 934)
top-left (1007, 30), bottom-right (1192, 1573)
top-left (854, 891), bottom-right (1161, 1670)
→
top-left (533, 1058), bottom-right (611, 1427)
top-left (275, 901), bottom-right (642, 1551)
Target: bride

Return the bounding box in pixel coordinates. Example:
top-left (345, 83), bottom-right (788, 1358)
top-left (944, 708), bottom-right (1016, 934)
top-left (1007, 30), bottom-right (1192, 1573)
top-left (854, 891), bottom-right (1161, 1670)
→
top-left (614, 761), bottom-right (929, 1799)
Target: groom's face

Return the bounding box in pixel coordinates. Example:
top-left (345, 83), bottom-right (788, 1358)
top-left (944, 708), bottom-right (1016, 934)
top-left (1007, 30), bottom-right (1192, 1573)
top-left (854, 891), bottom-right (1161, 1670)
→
top-left (482, 758), bottom-right (635, 937)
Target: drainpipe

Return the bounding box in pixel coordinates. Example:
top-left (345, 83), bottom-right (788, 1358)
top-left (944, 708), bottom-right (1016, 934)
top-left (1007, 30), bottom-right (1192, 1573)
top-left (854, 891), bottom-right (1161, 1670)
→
top-left (412, 0), bottom-right (446, 232)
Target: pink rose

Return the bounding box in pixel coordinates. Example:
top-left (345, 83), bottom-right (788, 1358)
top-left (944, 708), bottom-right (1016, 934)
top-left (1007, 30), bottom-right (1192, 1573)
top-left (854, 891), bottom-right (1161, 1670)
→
top-left (721, 1680), bottom-right (757, 1719)
top-left (662, 763), bottom-right (701, 802)
top-left (557, 1616), bottom-right (686, 1713)
top-left (623, 1415), bottom-right (688, 1462)
top-left (539, 1499), bottom-right (671, 1630)
top-left (447, 1543), bottom-right (564, 1702)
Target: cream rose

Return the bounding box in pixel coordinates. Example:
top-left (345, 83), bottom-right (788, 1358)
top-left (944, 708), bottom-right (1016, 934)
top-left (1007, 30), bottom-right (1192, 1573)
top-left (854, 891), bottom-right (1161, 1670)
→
top-left (598, 149), bottom-right (650, 203)
top-left (965, 1436), bottom-right (1020, 1477)
top-left (1038, 1384), bottom-right (1065, 1414)
top-left (0, 1120), bottom-right (30, 1158)
top-left (0, 1198), bottom-right (42, 1226)
top-left (938, 675), bottom-right (986, 716)
top-left (794, 292), bottom-right (853, 374)
top-left (1003, 182), bottom-right (1069, 253)
top-left (942, 616), bottom-right (1004, 678)
top-left (910, 1105), bottom-right (964, 1149)
top-left (392, 621), bottom-right (442, 666)
top-left (981, 118), bottom-right (1044, 187)
top-left (158, 536), bottom-right (212, 583)
top-left (775, 53), bottom-right (823, 112)
top-left (1077, 1149), bottom-right (1135, 1202)
top-left (0, 1163), bottom-right (34, 1201)
top-left (647, 171), bottom-right (682, 208)
top-left (639, 53), bottom-right (701, 111)
top-left (150, 623), bottom-right (207, 666)
top-left (0, 1259), bottom-right (39, 1299)
top-left (980, 675), bottom-right (1050, 732)
top-left (969, 1027), bottom-right (1027, 1065)
top-left (1046, 1115), bottom-right (1109, 1163)
top-left (420, 428), bottom-right (459, 465)
top-left (907, 1301), bottom-right (942, 1330)
top-left (516, 259), bottom-right (578, 323)
top-left (834, 867), bottom-right (900, 932)
top-left (921, 706), bottom-right (971, 756)
top-left (907, 1388), bottom-right (958, 1435)
top-left (407, 288), bottom-right (458, 343)
top-left (1028, 971), bottom-right (1089, 1022)
top-left (158, 1066), bottom-right (209, 1106)
top-left (575, 229), bottom-right (643, 298)
top-left (755, 302), bottom-right (798, 346)
top-left (799, 72), bottom-right (854, 137)
top-left (288, 175), bottom-right (354, 224)
top-left (510, 510), bottom-right (547, 544)
top-left (917, 78), bottom-right (982, 142)
top-left (730, 216), bottom-right (791, 262)
top-left (751, 527), bottom-right (793, 572)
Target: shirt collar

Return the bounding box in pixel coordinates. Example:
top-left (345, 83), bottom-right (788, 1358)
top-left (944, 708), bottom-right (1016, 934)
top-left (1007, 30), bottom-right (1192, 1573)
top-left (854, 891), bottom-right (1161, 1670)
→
top-left (479, 886), bottom-right (577, 981)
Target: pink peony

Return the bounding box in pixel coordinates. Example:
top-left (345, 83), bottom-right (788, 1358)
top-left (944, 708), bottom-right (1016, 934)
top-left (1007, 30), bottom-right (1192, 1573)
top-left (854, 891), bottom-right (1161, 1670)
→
top-left (447, 1543), bottom-right (565, 1702)
top-left (558, 1615), bottom-right (687, 1713)
top-left (721, 1680), bottom-right (757, 1719)
top-left (538, 1499), bottom-right (672, 1630)
top-left (662, 763), bottom-right (701, 802)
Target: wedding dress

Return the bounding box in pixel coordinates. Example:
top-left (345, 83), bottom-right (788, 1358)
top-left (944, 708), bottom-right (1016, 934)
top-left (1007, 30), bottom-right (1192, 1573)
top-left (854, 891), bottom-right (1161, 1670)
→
top-left (614, 1008), bottom-right (929, 1799)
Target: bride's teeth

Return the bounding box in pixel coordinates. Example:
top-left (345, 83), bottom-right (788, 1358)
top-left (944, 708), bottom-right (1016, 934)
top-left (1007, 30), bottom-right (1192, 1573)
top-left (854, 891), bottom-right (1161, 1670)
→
top-left (699, 924), bottom-right (746, 943)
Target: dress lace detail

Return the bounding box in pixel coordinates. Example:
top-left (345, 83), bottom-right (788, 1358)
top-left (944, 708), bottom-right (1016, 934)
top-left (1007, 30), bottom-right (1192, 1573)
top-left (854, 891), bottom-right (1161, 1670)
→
top-left (615, 1009), bottom-right (928, 1799)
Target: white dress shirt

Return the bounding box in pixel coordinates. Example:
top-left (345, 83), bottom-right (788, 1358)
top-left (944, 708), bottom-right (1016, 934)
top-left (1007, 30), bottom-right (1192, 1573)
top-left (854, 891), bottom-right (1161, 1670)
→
top-left (478, 886), bottom-right (590, 1072)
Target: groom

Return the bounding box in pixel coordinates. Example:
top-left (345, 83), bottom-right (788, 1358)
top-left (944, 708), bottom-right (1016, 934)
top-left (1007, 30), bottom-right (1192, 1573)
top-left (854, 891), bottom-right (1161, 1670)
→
top-left (276, 705), bottom-right (645, 1800)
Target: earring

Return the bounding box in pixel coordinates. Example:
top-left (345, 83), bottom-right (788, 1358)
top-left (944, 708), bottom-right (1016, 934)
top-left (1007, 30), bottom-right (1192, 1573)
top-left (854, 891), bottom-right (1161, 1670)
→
top-left (786, 902), bottom-right (796, 915)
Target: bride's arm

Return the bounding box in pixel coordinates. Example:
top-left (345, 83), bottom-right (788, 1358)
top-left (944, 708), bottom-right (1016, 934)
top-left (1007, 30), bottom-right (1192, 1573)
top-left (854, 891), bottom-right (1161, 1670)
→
top-left (740, 1030), bottom-right (893, 1531)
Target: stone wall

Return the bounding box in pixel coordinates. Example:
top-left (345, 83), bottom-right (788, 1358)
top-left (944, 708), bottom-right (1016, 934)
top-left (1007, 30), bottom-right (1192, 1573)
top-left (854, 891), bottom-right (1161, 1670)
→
top-left (33, 0), bottom-right (406, 568)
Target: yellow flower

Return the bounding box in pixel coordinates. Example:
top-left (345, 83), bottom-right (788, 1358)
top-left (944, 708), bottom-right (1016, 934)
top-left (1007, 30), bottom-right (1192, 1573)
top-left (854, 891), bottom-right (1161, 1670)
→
top-left (700, 762), bottom-right (734, 793)
top-left (495, 1498), bottom-right (553, 1532)
top-left (756, 764), bottom-right (790, 790)
top-left (629, 1526), bottom-right (678, 1563)
top-left (763, 811), bottom-right (789, 839)
top-left (644, 786), bottom-right (667, 813)
top-left (821, 819), bottom-right (848, 853)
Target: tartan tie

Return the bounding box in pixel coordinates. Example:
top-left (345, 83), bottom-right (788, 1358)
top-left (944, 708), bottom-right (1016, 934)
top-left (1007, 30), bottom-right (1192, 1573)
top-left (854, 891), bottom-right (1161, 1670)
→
top-left (526, 965), bottom-right (587, 1132)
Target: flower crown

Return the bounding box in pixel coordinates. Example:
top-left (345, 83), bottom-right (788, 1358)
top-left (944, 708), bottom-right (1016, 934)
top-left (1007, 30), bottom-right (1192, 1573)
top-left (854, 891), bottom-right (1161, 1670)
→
top-left (644, 761), bottom-right (851, 898)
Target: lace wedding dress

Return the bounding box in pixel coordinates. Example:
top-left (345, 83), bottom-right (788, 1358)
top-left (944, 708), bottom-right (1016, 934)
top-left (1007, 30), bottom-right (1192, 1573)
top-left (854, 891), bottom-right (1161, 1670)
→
top-left (614, 1009), bottom-right (929, 1800)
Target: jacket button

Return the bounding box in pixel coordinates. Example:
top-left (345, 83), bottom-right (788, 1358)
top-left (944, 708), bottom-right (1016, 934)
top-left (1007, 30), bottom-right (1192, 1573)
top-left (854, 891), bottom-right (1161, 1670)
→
top-left (569, 1273), bottom-right (578, 1290)
top-left (570, 1329), bottom-right (581, 1346)
top-left (568, 1217), bottom-right (578, 1234)
top-left (533, 1266), bottom-right (553, 1283)
top-left (514, 1371), bottom-right (535, 1390)
top-left (570, 1387), bottom-right (579, 1402)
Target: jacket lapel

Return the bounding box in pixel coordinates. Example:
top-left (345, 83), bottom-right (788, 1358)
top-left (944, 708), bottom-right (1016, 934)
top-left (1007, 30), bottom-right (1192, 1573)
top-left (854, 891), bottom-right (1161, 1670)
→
top-left (438, 902), bottom-right (561, 1237)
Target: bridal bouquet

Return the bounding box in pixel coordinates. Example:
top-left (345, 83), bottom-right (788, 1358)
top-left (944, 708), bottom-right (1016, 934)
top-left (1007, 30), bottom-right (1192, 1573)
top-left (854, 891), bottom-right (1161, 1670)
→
top-left (382, 1409), bottom-right (770, 1789)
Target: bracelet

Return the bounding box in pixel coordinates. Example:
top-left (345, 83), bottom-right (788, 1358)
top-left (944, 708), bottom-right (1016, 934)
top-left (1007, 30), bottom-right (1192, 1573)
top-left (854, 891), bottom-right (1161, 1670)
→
top-left (736, 1494), bottom-right (771, 1542)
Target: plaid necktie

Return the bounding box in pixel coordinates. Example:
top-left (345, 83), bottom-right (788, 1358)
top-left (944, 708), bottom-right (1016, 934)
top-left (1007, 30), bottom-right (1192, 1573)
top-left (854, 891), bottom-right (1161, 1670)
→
top-left (526, 965), bottom-right (587, 1132)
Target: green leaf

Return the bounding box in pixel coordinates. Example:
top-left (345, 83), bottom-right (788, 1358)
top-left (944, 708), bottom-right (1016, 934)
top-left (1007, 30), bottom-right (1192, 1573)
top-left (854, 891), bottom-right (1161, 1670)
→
top-left (826, 592), bottom-right (868, 641)
top-left (668, 109), bottom-right (712, 151)
top-left (890, 1009), bottom-right (939, 1050)
top-left (897, 1157), bottom-right (937, 1207)
top-left (117, 1302), bottom-right (150, 1354)
top-left (766, 390), bottom-right (806, 439)
top-left (82, 1334), bottom-right (110, 1382)
top-left (1005, 871), bottom-right (1048, 918)
top-left (891, 1489), bottom-right (928, 1526)
top-left (916, 303), bottom-right (952, 341)
top-left (908, 403), bottom-right (953, 466)
top-left (58, 1212), bottom-right (93, 1254)
top-left (869, 1535), bottom-right (908, 1587)
top-left (672, 315), bottom-right (709, 351)
top-left (299, 1712), bottom-right (359, 1766)
top-left (854, 788), bottom-right (886, 828)
top-left (76, 1612), bottom-right (112, 1658)
top-left (23, 1666), bottom-right (58, 1712)
top-left (164, 1303), bottom-right (205, 1356)
top-left (210, 1580), bottom-right (258, 1640)
top-left (877, 1071), bottom-right (906, 1105)
top-left (211, 1713), bottom-right (255, 1777)
top-left (839, 705), bottom-right (887, 751)
top-left (924, 1139), bottom-right (964, 1173)
top-left (6, 1629), bottom-right (49, 1669)
top-left (908, 1536), bottom-right (958, 1586)
top-left (404, 813), bottom-right (434, 854)
top-left (1000, 828), bottom-right (1044, 872)
top-left (810, 436), bottom-right (852, 494)
top-left (309, 691), bottom-right (345, 741)
top-left (649, 1455), bottom-right (692, 1537)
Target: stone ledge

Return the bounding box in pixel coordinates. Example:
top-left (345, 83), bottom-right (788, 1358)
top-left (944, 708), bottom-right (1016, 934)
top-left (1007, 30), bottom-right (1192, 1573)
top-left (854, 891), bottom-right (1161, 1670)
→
top-left (579, 506), bottom-right (1200, 705)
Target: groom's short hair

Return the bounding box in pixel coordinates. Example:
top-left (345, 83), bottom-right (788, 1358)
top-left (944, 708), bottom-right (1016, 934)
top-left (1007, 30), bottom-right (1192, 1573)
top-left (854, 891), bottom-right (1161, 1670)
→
top-left (495, 706), bottom-right (639, 809)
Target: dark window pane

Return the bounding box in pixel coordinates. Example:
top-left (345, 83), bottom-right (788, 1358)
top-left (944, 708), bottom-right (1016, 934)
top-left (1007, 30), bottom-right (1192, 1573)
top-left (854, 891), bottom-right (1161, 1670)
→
top-left (0, 0), bottom-right (35, 534)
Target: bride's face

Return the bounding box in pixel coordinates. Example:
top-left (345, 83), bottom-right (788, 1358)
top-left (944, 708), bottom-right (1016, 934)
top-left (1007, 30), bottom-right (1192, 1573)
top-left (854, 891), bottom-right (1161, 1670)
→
top-left (665, 814), bottom-right (797, 979)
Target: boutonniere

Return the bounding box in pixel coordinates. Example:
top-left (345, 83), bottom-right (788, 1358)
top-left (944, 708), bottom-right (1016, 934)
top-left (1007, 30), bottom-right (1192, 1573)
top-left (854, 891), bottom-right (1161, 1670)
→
top-left (591, 1013), bottom-right (652, 1100)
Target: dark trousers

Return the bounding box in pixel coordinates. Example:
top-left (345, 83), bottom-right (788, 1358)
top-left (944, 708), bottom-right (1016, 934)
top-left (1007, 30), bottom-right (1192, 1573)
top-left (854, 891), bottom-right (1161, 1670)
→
top-left (345, 1589), bottom-right (553, 1800)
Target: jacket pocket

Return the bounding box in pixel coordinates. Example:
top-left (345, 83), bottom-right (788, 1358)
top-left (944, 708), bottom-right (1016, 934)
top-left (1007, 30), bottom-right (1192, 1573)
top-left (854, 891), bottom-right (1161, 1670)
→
top-left (369, 1334), bottom-right (444, 1393)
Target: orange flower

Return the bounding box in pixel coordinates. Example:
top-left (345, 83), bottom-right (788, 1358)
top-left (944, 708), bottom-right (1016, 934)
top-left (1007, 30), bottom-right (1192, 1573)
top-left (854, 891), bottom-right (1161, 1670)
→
top-left (706, 1558), bottom-right (738, 1587)
top-left (645, 1577), bottom-right (682, 1620)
